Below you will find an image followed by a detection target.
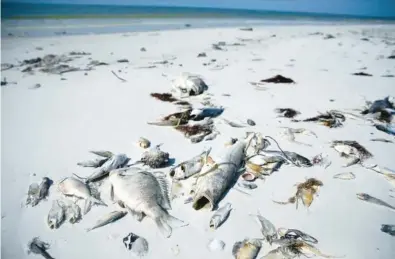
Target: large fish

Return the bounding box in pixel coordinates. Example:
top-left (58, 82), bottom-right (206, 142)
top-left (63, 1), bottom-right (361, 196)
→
top-left (192, 134), bottom-right (253, 211)
top-left (109, 169), bottom-right (188, 238)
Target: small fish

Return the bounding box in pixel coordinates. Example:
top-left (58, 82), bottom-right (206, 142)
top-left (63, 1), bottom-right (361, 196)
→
top-left (357, 193), bottom-right (395, 211)
top-left (170, 148), bottom-right (211, 180)
top-left (141, 146), bottom-right (170, 168)
top-left (370, 138), bottom-right (393, 143)
top-left (90, 150), bottom-right (114, 158)
top-left (204, 131), bottom-right (219, 141)
top-left (238, 181), bottom-right (258, 190)
top-left (138, 137), bottom-right (151, 149)
top-left (381, 224), bottom-right (395, 236)
top-left (207, 239), bottom-right (226, 252)
top-left (333, 172), bottom-right (356, 180)
top-left (66, 202), bottom-right (81, 224)
top-left (262, 245), bottom-right (297, 259)
top-left (109, 169), bottom-right (188, 238)
top-left (87, 210), bottom-right (127, 232)
top-left (209, 203), bottom-right (232, 229)
top-left (247, 119), bottom-right (256, 126)
top-left (250, 211), bottom-right (277, 244)
top-left (47, 200), bottom-right (65, 229)
top-left (27, 237), bottom-right (54, 259)
top-left (77, 157), bottom-right (109, 168)
top-left (278, 228), bottom-right (318, 244)
top-left (82, 153), bottom-right (130, 182)
top-left (58, 177), bottom-right (107, 215)
top-left (222, 118), bottom-right (248, 128)
top-left (232, 238), bottom-right (262, 259)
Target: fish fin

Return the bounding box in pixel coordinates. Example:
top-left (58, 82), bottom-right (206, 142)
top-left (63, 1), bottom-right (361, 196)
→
top-left (83, 200), bottom-right (92, 215)
top-left (152, 172), bottom-right (172, 210)
top-left (89, 150), bottom-right (114, 158)
top-left (156, 213), bottom-right (188, 238)
top-left (126, 206), bottom-right (145, 222)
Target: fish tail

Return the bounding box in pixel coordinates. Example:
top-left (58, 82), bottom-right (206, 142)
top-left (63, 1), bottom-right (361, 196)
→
top-left (40, 250), bottom-right (55, 259)
top-left (155, 213), bottom-right (188, 238)
top-left (83, 199), bottom-right (93, 215)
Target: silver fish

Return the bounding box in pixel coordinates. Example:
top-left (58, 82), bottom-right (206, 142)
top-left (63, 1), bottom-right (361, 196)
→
top-left (209, 202), bottom-right (232, 229)
top-left (90, 150), bottom-right (114, 158)
top-left (66, 202), bottom-right (81, 224)
top-left (87, 210), bottom-right (127, 232)
top-left (84, 153), bottom-right (130, 182)
top-left (250, 211), bottom-right (277, 244)
top-left (232, 238), bottom-right (262, 259)
top-left (222, 118), bottom-right (248, 128)
top-left (47, 200), bottom-right (65, 229)
top-left (192, 134), bottom-right (254, 211)
top-left (58, 177), bottom-right (107, 214)
top-left (381, 224), bottom-right (395, 236)
top-left (109, 169), bottom-right (188, 238)
top-left (77, 157), bottom-right (109, 168)
top-left (27, 237), bottom-right (54, 259)
top-left (357, 193), bottom-right (395, 211)
top-left (170, 148), bottom-right (211, 180)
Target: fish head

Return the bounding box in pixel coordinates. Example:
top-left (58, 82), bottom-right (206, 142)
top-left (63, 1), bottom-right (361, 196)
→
top-left (209, 215), bottom-right (221, 229)
top-left (47, 216), bottom-right (60, 229)
top-left (356, 193), bottom-right (371, 200)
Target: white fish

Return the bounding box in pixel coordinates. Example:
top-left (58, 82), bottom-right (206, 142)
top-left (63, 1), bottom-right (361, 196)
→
top-left (47, 200), bottom-right (65, 229)
top-left (58, 177), bottom-right (107, 215)
top-left (109, 169), bottom-right (188, 238)
top-left (86, 210), bottom-right (127, 232)
top-left (209, 203), bottom-right (232, 229)
top-left (333, 172), bottom-right (356, 180)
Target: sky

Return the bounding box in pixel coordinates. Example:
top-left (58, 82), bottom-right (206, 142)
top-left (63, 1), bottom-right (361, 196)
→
top-left (5, 0), bottom-right (395, 17)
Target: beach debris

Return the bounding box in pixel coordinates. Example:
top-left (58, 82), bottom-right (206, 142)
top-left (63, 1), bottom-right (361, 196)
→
top-left (170, 148), bottom-right (212, 180)
top-left (274, 108), bottom-right (300, 118)
top-left (259, 149), bottom-right (313, 168)
top-left (190, 107), bottom-right (224, 121)
top-left (26, 177), bottom-right (52, 207)
top-left (117, 59), bottom-right (129, 63)
top-left (1, 63), bottom-right (14, 71)
top-left (29, 83), bottom-right (42, 89)
top-left (352, 72), bottom-right (373, 76)
top-left (209, 203), bottom-right (232, 229)
top-left (356, 193), bottom-right (395, 212)
top-left (65, 202), bottom-right (81, 224)
top-left (197, 52), bottom-right (207, 57)
top-left (27, 237), bottom-right (54, 259)
top-left (242, 172), bottom-right (258, 181)
top-left (232, 238), bottom-right (262, 259)
top-left (237, 181), bottom-right (258, 190)
top-left (148, 109), bottom-right (192, 126)
top-left (58, 177), bottom-right (107, 214)
top-left (90, 150), bottom-right (114, 158)
top-left (323, 34), bottom-right (335, 39)
top-left (311, 153), bottom-right (331, 168)
top-left (86, 210), bottom-right (127, 232)
top-left (260, 75), bottom-right (295, 84)
top-left (123, 233), bottom-right (149, 256)
top-left (204, 130), bottom-right (220, 141)
top-left (192, 134), bottom-right (254, 211)
top-left (330, 140), bottom-right (372, 167)
top-left (333, 172), bottom-right (356, 180)
top-left (171, 72), bottom-right (208, 97)
top-left (247, 119), bottom-right (256, 126)
top-left (240, 27), bottom-right (253, 31)
top-left (273, 178), bottom-right (323, 209)
top-left (277, 228), bottom-right (318, 244)
top-left (69, 51), bottom-right (91, 56)
top-left (77, 157), bottom-right (109, 168)
top-left (361, 96), bottom-right (395, 115)
top-left (109, 169), bottom-right (188, 238)
top-left (279, 127), bottom-right (316, 146)
top-left (140, 47), bottom-right (147, 52)
top-left (111, 70), bottom-right (127, 82)
top-left (212, 43), bottom-right (224, 51)
top-left (207, 239), bottom-right (226, 252)
top-left (375, 124), bottom-right (395, 136)
top-left (175, 121), bottom-right (214, 142)
top-left (87, 60), bottom-right (108, 68)
top-left (47, 200), bottom-right (65, 229)
top-left (272, 240), bottom-right (343, 258)
top-left (137, 137), bottom-right (151, 149)
top-left (293, 110), bottom-right (345, 128)
top-left (171, 244), bottom-right (181, 255)
top-left (141, 145), bottom-right (170, 168)
top-left (250, 211), bottom-right (277, 244)
top-left (221, 118), bottom-right (249, 128)
top-left (381, 224), bottom-right (395, 236)
top-left (150, 93), bottom-right (178, 102)
top-left (370, 138), bottom-right (393, 143)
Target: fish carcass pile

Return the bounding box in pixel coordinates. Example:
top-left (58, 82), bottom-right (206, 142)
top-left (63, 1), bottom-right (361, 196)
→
top-left (25, 72), bottom-right (395, 259)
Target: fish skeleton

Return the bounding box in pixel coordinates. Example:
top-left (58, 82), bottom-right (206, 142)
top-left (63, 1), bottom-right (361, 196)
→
top-left (250, 211), bottom-right (277, 244)
top-left (87, 210), bottom-right (127, 232)
top-left (28, 237), bottom-right (54, 259)
top-left (192, 134), bottom-right (254, 211)
top-left (109, 169), bottom-right (188, 238)
top-left (357, 193), bottom-right (395, 212)
top-left (170, 148), bottom-right (211, 180)
top-left (209, 202), bottom-right (232, 229)
top-left (47, 200), bottom-right (65, 229)
top-left (232, 238), bottom-right (262, 259)
top-left (58, 177), bottom-right (107, 214)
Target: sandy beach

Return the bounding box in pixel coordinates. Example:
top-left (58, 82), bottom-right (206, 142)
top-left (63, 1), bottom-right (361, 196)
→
top-left (2, 24), bottom-right (395, 259)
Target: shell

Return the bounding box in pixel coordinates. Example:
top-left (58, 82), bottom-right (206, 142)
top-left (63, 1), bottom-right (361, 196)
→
top-left (242, 172), bottom-right (257, 181)
top-left (207, 239), bottom-right (225, 252)
top-left (138, 137), bottom-right (151, 149)
top-left (333, 172), bottom-right (356, 180)
top-left (131, 237), bottom-right (149, 257)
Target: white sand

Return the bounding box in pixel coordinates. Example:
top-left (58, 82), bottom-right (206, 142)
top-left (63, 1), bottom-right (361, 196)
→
top-left (2, 25), bottom-right (395, 259)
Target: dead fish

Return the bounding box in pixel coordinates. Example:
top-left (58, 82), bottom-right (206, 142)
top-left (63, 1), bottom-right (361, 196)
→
top-left (86, 210), bottom-right (127, 232)
top-left (361, 96), bottom-right (394, 115)
top-left (83, 153), bottom-right (130, 182)
top-left (274, 108), bottom-right (300, 118)
top-left (170, 148), bottom-right (211, 180)
top-left (26, 183), bottom-right (40, 207)
top-left (277, 228), bottom-right (318, 244)
top-left (294, 111), bottom-right (345, 128)
top-left (66, 202), bottom-right (81, 224)
top-left (375, 124), bottom-right (395, 136)
top-left (247, 119), bottom-right (256, 126)
top-left (250, 211), bottom-right (277, 244)
top-left (189, 107), bottom-right (224, 121)
top-left (77, 157), bottom-right (109, 168)
top-left (293, 240), bottom-right (344, 258)
top-left (209, 203), bottom-right (232, 229)
top-left (141, 145), bottom-right (170, 168)
top-left (381, 224), bottom-right (395, 236)
top-left (207, 239), bottom-right (226, 252)
top-left (357, 193), bottom-right (395, 211)
top-left (232, 238), bottom-right (262, 259)
top-left (90, 150), bottom-right (114, 158)
top-left (204, 131), bottom-right (219, 141)
top-left (238, 181), bottom-right (258, 190)
top-left (58, 177), bottom-right (107, 214)
top-left (222, 118), bottom-right (248, 128)
top-left (333, 172), bottom-right (356, 180)
top-left (47, 200), bottom-right (65, 229)
top-left (192, 134), bottom-right (254, 211)
top-left (370, 138), bottom-right (393, 143)
top-left (260, 150), bottom-right (312, 167)
top-left (331, 140), bottom-right (372, 167)
top-left (27, 237), bottom-right (54, 259)
top-left (262, 245), bottom-right (297, 259)
top-left (138, 137), bottom-right (151, 149)
top-left (109, 169), bottom-right (188, 238)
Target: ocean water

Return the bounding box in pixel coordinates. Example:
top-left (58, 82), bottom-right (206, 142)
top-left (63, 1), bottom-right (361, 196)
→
top-left (1, 2), bottom-right (394, 38)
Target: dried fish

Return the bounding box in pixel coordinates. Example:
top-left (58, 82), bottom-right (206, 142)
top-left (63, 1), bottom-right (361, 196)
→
top-left (209, 203), bottom-right (232, 229)
top-left (357, 193), bottom-right (395, 211)
top-left (77, 157), bottom-right (109, 168)
top-left (331, 140), bottom-right (372, 167)
top-left (333, 172), bottom-right (356, 180)
top-left (28, 237), bottom-right (54, 259)
top-left (87, 210), bottom-right (127, 232)
top-left (170, 148), bottom-right (211, 180)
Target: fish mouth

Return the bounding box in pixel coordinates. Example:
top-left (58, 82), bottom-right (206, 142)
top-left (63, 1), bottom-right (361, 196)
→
top-left (192, 193), bottom-right (214, 211)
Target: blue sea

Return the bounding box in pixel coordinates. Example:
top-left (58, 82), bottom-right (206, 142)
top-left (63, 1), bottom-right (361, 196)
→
top-left (2, 2), bottom-right (394, 38)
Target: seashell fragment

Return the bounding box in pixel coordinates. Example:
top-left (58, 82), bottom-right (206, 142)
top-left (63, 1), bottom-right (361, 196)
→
top-left (207, 239), bottom-right (225, 252)
top-left (138, 137), bottom-right (151, 149)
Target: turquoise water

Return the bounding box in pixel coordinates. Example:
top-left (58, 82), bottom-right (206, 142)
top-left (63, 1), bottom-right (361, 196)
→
top-left (2, 2), bottom-right (394, 38)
